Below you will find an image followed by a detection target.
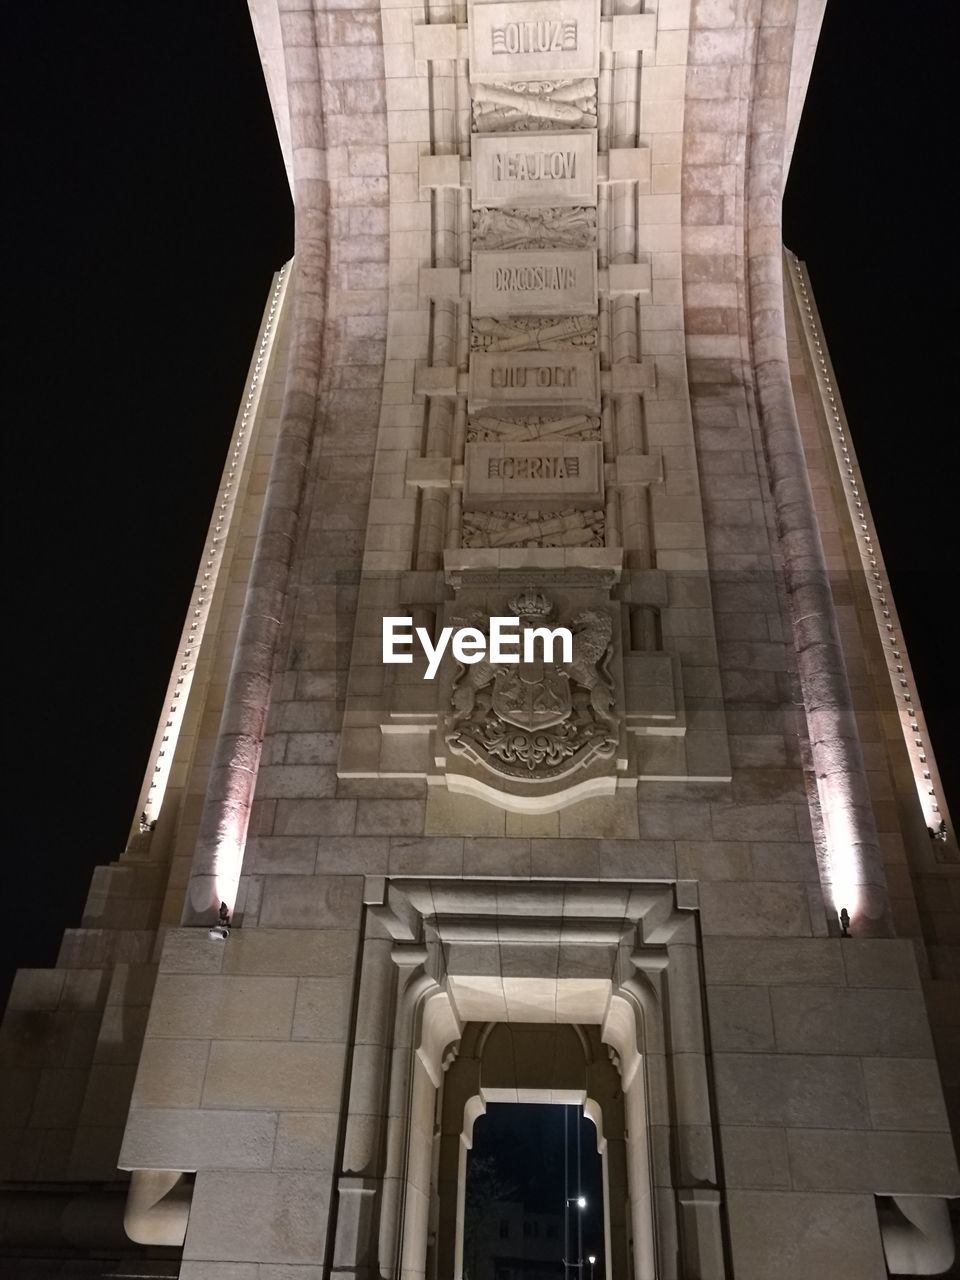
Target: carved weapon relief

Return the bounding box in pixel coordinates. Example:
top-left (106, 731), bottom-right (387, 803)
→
top-left (471, 315), bottom-right (597, 352)
top-left (472, 79), bottom-right (598, 131)
top-left (467, 413), bottom-right (600, 442)
top-left (472, 206), bottom-right (596, 251)
top-left (462, 509), bottom-right (604, 548)
top-left (445, 590), bottom-right (618, 779)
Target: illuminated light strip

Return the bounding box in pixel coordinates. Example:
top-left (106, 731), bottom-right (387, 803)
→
top-left (788, 254), bottom-right (955, 861)
top-left (126, 264), bottom-right (290, 848)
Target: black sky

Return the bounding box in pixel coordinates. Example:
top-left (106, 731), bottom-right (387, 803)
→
top-left (469, 1103), bottom-right (604, 1267)
top-left (2, 2), bottom-right (953, 1005)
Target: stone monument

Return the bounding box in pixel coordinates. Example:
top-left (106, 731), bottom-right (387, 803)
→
top-left (1, 1), bottom-right (957, 1277)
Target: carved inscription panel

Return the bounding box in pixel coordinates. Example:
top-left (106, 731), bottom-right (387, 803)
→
top-left (464, 440), bottom-right (603, 509)
top-left (468, 0), bottom-right (601, 82)
top-left (472, 131), bottom-right (598, 207)
top-left (468, 349), bottom-right (601, 412)
top-left (473, 249), bottom-right (597, 316)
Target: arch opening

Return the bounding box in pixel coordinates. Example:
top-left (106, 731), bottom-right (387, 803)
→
top-left (436, 1022), bottom-right (632, 1280)
top-left (366, 882), bottom-right (722, 1280)
top-left (464, 1102), bottom-right (606, 1280)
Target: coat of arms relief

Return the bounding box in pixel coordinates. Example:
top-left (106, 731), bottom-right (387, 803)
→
top-left (444, 588), bottom-right (619, 782)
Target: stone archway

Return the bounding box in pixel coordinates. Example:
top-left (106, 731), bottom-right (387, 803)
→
top-left (438, 1021), bottom-right (630, 1280)
top-left (358, 878), bottom-right (727, 1280)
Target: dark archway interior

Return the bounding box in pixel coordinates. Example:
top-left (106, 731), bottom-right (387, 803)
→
top-left (465, 1103), bottom-right (605, 1280)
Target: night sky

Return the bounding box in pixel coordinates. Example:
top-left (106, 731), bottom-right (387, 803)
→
top-left (469, 1104), bottom-right (604, 1269)
top-left (2, 2), bottom-right (953, 1006)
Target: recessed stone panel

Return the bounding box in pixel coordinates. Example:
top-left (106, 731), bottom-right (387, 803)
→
top-left (473, 250), bottom-right (597, 316)
top-left (468, 0), bottom-right (601, 83)
top-left (726, 1192), bottom-right (888, 1280)
top-left (472, 132), bottom-right (597, 207)
top-left (464, 440), bottom-right (603, 510)
top-left (468, 349), bottom-right (601, 413)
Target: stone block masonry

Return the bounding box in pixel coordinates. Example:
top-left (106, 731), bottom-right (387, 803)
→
top-left (0, 0), bottom-right (956, 1276)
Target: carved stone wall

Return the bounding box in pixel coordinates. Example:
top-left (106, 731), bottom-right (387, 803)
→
top-left (337, 0), bottom-right (731, 814)
top-left (2, 3), bottom-right (958, 1279)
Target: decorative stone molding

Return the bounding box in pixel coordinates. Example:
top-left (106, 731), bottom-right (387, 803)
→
top-left (344, 875), bottom-right (724, 1280)
top-left (338, 0), bottom-right (732, 810)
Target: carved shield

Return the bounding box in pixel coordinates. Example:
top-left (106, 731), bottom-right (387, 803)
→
top-left (492, 663), bottom-right (571, 731)
top-left (445, 594), bottom-right (618, 784)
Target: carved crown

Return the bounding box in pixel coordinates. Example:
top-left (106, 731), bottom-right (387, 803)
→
top-left (508, 589), bottom-right (554, 620)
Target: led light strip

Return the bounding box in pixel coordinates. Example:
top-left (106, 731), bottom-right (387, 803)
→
top-left (788, 253), bottom-right (954, 860)
top-left (126, 263), bottom-right (290, 848)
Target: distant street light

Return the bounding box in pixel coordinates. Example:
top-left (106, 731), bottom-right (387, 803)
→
top-left (588, 1254), bottom-right (596, 1280)
top-left (566, 1195), bottom-right (586, 1209)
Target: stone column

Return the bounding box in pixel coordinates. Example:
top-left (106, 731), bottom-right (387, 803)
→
top-left (745, 0), bottom-right (890, 935)
top-left (183, 11), bottom-right (329, 926)
top-left (417, 0), bottom-right (460, 570)
top-left (603, 0), bottom-right (651, 568)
